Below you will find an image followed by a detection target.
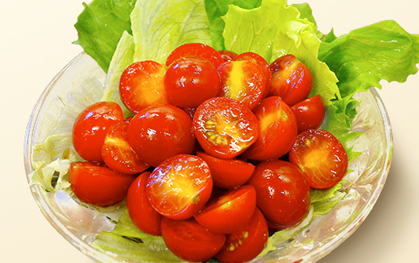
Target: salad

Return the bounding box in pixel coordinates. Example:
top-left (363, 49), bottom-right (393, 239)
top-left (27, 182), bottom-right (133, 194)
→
top-left (28, 0), bottom-right (419, 262)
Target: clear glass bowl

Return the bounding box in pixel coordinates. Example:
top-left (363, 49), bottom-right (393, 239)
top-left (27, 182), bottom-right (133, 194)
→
top-left (24, 52), bottom-right (393, 263)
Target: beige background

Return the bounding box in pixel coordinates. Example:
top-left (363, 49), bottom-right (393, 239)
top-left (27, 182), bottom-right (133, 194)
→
top-left (1, 0), bottom-right (418, 262)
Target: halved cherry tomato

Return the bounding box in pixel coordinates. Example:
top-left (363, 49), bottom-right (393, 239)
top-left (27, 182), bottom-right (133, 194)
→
top-left (269, 54), bottom-right (313, 106)
top-left (193, 97), bottom-right (260, 159)
top-left (126, 172), bottom-right (162, 236)
top-left (126, 104), bottom-right (195, 167)
top-left (218, 50), bottom-right (238, 62)
top-left (68, 162), bottom-right (135, 207)
top-left (146, 154), bottom-right (213, 220)
top-left (247, 160), bottom-right (311, 229)
top-left (289, 129), bottom-right (348, 189)
top-left (165, 43), bottom-right (224, 69)
top-left (194, 185), bottom-right (256, 234)
top-left (161, 217), bottom-right (226, 262)
top-left (197, 151), bottom-right (255, 189)
top-left (72, 101), bottom-right (124, 163)
top-left (215, 208), bottom-right (268, 262)
top-left (102, 122), bottom-right (149, 174)
top-left (234, 52), bottom-right (272, 98)
top-left (164, 56), bottom-right (220, 108)
top-left (217, 60), bottom-right (265, 110)
top-left (242, 96), bottom-right (298, 161)
top-left (291, 95), bottom-right (326, 134)
top-left (119, 61), bottom-right (168, 114)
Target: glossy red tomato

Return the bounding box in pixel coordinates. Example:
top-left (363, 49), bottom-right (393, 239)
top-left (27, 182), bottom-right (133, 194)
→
top-left (247, 160), bottom-right (311, 229)
top-left (215, 208), bottom-right (268, 262)
top-left (194, 185), bottom-right (256, 234)
top-left (126, 172), bottom-right (162, 236)
top-left (218, 50), bottom-right (238, 62)
top-left (269, 54), bottom-right (313, 106)
top-left (193, 97), bottom-right (260, 159)
top-left (102, 122), bottom-right (149, 174)
top-left (217, 60), bottom-right (265, 110)
top-left (161, 217), bottom-right (226, 262)
top-left (119, 61), bottom-right (168, 114)
top-left (165, 43), bottom-right (224, 68)
top-left (197, 151), bottom-right (255, 189)
top-left (126, 104), bottom-right (195, 167)
top-left (242, 96), bottom-right (298, 161)
top-left (291, 95), bottom-right (326, 134)
top-left (68, 162), bottom-right (135, 207)
top-left (164, 56), bottom-right (220, 108)
top-left (146, 154), bottom-right (213, 220)
top-left (289, 129), bottom-right (348, 189)
top-left (72, 101), bottom-right (124, 163)
top-left (234, 51), bottom-right (272, 98)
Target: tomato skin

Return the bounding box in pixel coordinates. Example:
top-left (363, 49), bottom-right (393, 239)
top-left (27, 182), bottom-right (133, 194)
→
top-left (68, 162), bottom-right (135, 207)
top-left (247, 160), bottom-right (311, 229)
top-left (196, 151), bottom-right (255, 189)
top-left (161, 217), bottom-right (226, 262)
top-left (126, 172), bottom-right (162, 236)
top-left (215, 208), bottom-right (268, 263)
top-left (126, 104), bottom-right (195, 167)
top-left (166, 43), bottom-right (224, 69)
top-left (193, 97), bottom-right (260, 159)
top-left (291, 95), bottom-right (326, 134)
top-left (102, 122), bottom-right (149, 174)
top-left (146, 154), bottom-right (213, 220)
top-left (242, 96), bottom-right (298, 161)
top-left (119, 61), bottom-right (168, 114)
top-left (72, 101), bottom-right (124, 163)
top-left (289, 129), bottom-right (348, 189)
top-left (219, 50), bottom-right (238, 62)
top-left (164, 56), bottom-right (220, 108)
top-left (194, 185), bottom-right (256, 234)
top-left (269, 54), bottom-right (313, 106)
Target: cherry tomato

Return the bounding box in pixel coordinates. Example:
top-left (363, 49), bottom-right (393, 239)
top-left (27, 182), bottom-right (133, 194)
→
top-left (269, 54), bottom-right (313, 106)
top-left (194, 185), bottom-right (256, 234)
top-left (126, 104), bottom-right (195, 167)
top-left (289, 129), bottom-right (348, 189)
top-left (68, 162), bottom-right (135, 207)
top-left (217, 60), bottom-right (265, 110)
top-left (193, 97), bottom-right (260, 159)
top-left (102, 122), bottom-right (149, 174)
top-left (164, 56), bottom-right (220, 108)
top-left (161, 217), bottom-right (226, 262)
top-left (218, 50), bottom-right (238, 62)
top-left (72, 101), bottom-right (124, 163)
top-left (291, 95), bottom-right (326, 134)
top-left (126, 172), bottom-right (162, 236)
top-left (197, 151), bottom-right (255, 189)
top-left (165, 43), bottom-right (224, 69)
top-left (234, 51), bottom-right (272, 98)
top-left (215, 208), bottom-right (268, 262)
top-left (242, 96), bottom-right (298, 161)
top-left (247, 160), bottom-right (311, 229)
top-left (119, 61), bottom-right (168, 114)
top-left (146, 154), bottom-right (213, 220)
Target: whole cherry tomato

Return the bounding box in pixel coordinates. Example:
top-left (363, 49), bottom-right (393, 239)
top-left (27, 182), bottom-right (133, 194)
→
top-left (193, 97), bottom-right (260, 159)
top-left (166, 43), bottom-right (224, 69)
top-left (164, 56), bottom-right (220, 108)
top-left (119, 61), bottom-right (168, 114)
top-left (126, 104), bottom-right (195, 167)
top-left (218, 50), bottom-right (238, 62)
top-left (289, 129), bottom-right (348, 189)
top-left (72, 101), bottom-right (124, 163)
top-left (194, 185), bottom-right (257, 234)
top-left (247, 160), bottom-right (311, 229)
top-left (291, 95), bottom-right (326, 134)
top-left (126, 172), bottom-right (162, 236)
top-left (68, 162), bottom-right (135, 207)
top-left (161, 217), bottom-right (226, 262)
top-left (146, 154), bottom-right (213, 220)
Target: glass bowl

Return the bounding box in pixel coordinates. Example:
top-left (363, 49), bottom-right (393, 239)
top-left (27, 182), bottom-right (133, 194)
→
top-left (24, 52), bottom-right (393, 263)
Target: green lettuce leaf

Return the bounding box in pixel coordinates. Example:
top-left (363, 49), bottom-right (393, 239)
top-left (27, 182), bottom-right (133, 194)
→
top-left (74, 0), bottom-right (137, 72)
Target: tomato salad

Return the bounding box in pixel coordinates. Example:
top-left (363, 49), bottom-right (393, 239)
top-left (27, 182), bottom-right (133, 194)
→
top-left (68, 43), bottom-right (348, 262)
